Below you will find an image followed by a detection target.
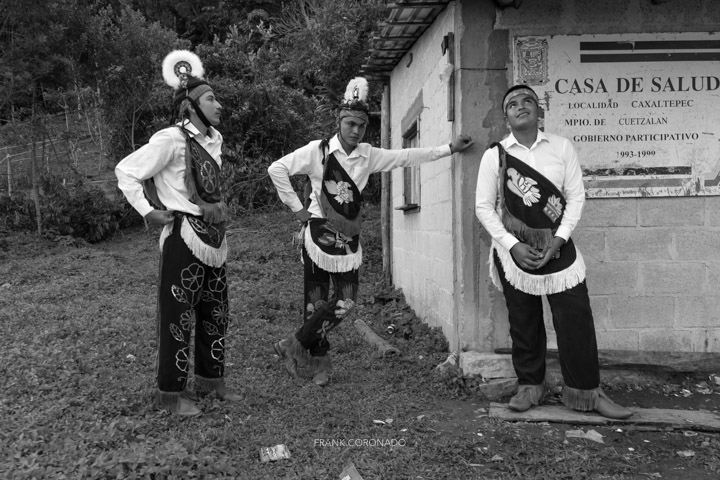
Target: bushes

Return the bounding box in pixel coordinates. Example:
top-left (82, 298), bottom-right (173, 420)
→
top-left (0, 176), bottom-right (142, 243)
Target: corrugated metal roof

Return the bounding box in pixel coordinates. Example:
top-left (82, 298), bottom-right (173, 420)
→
top-left (361, 1), bottom-right (450, 78)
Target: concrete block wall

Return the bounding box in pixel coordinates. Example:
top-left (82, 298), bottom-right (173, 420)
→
top-left (389, 6), bottom-right (457, 344)
top-left (384, 0), bottom-right (720, 354)
top-left (575, 197), bottom-right (720, 352)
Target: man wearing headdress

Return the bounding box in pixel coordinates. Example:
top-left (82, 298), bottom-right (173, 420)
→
top-left (115, 50), bottom-right (239, 416)
top-left (475, 84), bottom-right (633, 419)
top-left (268, 77), bottom-right (474, 386)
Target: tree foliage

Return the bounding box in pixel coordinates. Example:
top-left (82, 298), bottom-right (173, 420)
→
top-left (84, 3), bottom-right (182, 154)
top-left (0, 0), bottom-right (94, 121)
top-left (1, 0), bottom-right (390, 237)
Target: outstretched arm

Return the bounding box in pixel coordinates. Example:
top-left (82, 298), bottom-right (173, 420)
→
top-left (369, 133), bottom-right (474, 173)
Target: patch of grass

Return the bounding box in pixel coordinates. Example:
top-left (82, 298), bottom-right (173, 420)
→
top-left (2, 203), bottom-right (720, 479)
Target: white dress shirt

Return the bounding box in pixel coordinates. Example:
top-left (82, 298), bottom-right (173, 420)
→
top-left (115, 121), bottom-right (223, 217)
top-left (268, 134), bottom-right (452, 217)
top-left (475, 130), bottom-right (585, 252)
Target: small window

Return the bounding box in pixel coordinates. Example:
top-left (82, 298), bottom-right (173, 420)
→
top-left (397, 122), bottom-right (420, 213)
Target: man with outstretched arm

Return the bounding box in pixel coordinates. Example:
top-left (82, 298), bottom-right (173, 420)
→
top-left (268, 77), bottom-right (473, 387)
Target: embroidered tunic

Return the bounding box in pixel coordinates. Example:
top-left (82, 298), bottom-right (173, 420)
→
top-left (116, 120), bottom-right (223, 217)
top-left (475, 131), bottom-right (587, 295)
top-left (115, 120), bottom-right (227, 266)
top-left (268, 135), bottom-right (451, 272)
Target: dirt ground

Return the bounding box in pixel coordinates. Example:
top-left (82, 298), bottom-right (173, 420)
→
top-left (432, 373), bottom-right (720, 479)
top-left (2, 205), bottom-right (720, 479)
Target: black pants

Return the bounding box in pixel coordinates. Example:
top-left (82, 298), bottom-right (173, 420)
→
top-left (295, 247), bottom-right (358, 356)
top-left (155, 218), bottom-right (229, 392)
top-left (494, 253), bottom-right (600, 390)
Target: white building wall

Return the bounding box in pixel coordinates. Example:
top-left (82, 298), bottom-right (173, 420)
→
top-left (389, 6), bottom-right (458, 344)
top-left (383, 0), bottom-right (720, 354)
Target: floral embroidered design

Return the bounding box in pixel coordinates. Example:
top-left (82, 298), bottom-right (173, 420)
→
top-left (334, 298), bottom-right (356, 318)
top-left (208, 266), bottom-right (226, 293)
top-left (170, 323), bottom-right (184, 342)
top-left (187, 216), bottom-right (208, 234)
top-left (204, 321), bottom-right (220, 337)
top-left (507, 168), bottom-right (541, 206)
top-left (211, 302), bottom-right (229, 325)
top-left (305, 287), bottom-right (326, 319)
top-left (171, 285), bottom-right (189, 304)
top-left (316, 319), bottom-right (333, 339)
top-left (176, 347), bottom-right (190, 373)
top-left (180, 309), bottom-right (195, 330)
top-left (317, 223), bottom-right (354, 253)
top-left (181, 263), bottom-right (205, 293)
top-left (543, 195), bottom-right (563, 222)
top-left (324, 180), bottom-right (354, 204)
top-left (199, 160), bottom-right (218, 193)
top-left (211, 338), bottom-right (225, 362)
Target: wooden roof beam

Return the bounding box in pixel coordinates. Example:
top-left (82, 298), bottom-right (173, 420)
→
top-left (373, 35), bottom-right (417, 41)
top-left (386, 2), bottom-right (449, 7)
top-left (380, 21), bottom-right (433, 27)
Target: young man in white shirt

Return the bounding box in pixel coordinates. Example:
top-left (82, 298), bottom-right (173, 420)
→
top-left (475, 85), bottom-right (632, 419)
top-left (115, 50), bottom-right (239, 416)
top-left (268, 77), bottom-right (473, 387)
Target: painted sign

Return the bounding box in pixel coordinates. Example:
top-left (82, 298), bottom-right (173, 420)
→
top-left (513, 33), bottom-right (720, 197)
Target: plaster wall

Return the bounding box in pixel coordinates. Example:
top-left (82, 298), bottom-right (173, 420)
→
top-left (389, 6), bottom-right (458, 345)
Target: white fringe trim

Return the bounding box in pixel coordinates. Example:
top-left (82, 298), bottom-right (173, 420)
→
top-left (165, 217), bottom-right (228, 267)
top-left (304, 225), bottom-right (362, 273)
top-left (159, 223), bottom-right (173, 252)
top-left (488, 239), bottom-right (586, 296)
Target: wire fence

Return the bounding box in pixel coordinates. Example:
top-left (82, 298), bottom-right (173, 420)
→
top-left (0, 108), bottom-right (112, 197)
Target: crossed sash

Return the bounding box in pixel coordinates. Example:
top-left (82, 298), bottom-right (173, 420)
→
top-left (304, 151), bottom-right (363, 272)
top-left (146, 126), bottom-right (227, 267)
top-left (490, 142), bottom-right (585, 294)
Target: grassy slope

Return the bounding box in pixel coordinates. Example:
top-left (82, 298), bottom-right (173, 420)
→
top-left (1, 204), bottom-right (719, 479)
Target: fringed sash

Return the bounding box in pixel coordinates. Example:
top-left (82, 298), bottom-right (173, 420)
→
top-left (489, 142), bottom-right (585, 295)
top-left (156, 126), bottom-right (227, 267)
top-left (319, 152), bottom-right (363, 237)
top-left (304, 151), bottom-right (363, 273)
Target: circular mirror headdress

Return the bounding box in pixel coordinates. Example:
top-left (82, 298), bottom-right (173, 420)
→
top-left (162, 50), bottom-right (213, 127)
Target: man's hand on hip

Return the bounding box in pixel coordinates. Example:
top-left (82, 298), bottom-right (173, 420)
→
top-left (145, 209), bottom-right (175, 225)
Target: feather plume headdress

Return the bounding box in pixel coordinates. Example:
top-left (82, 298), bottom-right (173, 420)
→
top-left (338, 77), bottom-right (369, 118)
top-left (161, 50), bottom-right (212, 112)
top-left (162, 49), bottom-right (205, 89)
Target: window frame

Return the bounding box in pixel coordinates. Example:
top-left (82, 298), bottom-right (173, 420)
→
top-left (396, 120), bottom-right (421, 213)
